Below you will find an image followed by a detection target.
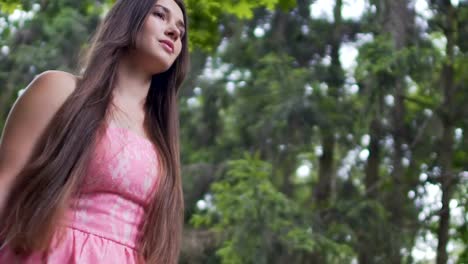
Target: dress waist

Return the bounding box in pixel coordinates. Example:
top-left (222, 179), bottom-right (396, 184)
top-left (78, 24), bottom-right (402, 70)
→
top-left (63, 193), bottom-right (146, 249)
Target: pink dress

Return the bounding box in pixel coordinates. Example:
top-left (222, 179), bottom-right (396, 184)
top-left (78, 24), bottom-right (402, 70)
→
top-left (0, 122), bottom-right (160, 263)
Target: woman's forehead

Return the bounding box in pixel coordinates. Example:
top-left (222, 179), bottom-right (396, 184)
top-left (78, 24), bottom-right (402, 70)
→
top-left (153, 0), bottom-right (185, 23)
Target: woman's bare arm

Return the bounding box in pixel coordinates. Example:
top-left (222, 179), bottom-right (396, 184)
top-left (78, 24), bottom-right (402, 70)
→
top-left (0, 70), bottom-right (77, 211)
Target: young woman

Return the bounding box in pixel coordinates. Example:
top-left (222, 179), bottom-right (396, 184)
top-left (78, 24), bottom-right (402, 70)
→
top-left (0, 0), bottom-right (188, 263)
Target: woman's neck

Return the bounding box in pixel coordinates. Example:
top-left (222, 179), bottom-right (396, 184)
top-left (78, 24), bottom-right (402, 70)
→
top-left (113, 54), bottom-right (153, 108)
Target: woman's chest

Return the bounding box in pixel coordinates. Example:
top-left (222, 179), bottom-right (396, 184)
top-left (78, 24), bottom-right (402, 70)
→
top-left (79, 124), bottom-right (160, 203)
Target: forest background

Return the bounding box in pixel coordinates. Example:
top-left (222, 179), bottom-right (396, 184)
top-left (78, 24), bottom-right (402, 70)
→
top-left (0, 0), bottom-right (467, 263)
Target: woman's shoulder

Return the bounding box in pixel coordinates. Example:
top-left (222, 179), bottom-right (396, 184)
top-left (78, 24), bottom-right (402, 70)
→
top-left (10, 70), bottom-right (80, 129)
top-left (0, 71), bottom-right (79, 187)
top-left (21, 70), bottom-right (78, 106)
top-left (35, 69), bottom-right (78, 81)
top-left (30, 70), bottom-right (78, 93)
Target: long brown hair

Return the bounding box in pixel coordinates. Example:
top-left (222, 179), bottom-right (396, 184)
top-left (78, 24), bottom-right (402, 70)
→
top-left (0, 0), bottom-right (189, 263)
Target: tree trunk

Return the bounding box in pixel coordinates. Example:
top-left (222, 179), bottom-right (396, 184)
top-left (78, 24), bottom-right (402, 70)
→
top-left (379, 0), bottom-right (415, 262)
top-left (389, 77), bottom-right (407, 264)
top-left (359, 116), bottom-right (382, 264)
top-left (436, 2), bottom-right (457, 263)
top-left (315, 133), bottom-right (335, 203)
top-left (313, 0), bottom-right (343, 205)
top-left (365, 118), bottom-right (382, 198)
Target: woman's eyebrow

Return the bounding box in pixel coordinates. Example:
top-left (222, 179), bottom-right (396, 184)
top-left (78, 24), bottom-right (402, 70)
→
top-left (154, 4), bottom-right (185, 29)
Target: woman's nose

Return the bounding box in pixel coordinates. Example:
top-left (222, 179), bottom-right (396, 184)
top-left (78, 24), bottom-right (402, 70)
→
top-left (165, 25), bottom-right (179, 41)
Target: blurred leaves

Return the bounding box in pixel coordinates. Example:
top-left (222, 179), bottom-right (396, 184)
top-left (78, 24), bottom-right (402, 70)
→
top-left (191, 152), bottom-right (315, 263)
top-left (1, 0), bottom-right (467, 263)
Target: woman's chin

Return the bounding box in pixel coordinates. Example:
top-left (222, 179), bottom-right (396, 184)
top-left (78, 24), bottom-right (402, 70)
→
top-left (151, 63), bottom-right (171, 75)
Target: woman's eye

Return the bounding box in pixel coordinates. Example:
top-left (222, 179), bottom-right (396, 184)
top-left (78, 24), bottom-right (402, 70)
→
top-left (153, 11), bottom-right (165, 19)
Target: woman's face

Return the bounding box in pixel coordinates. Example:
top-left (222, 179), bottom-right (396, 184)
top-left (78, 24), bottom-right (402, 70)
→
top-left (135, 0), bottom-right (186, 73)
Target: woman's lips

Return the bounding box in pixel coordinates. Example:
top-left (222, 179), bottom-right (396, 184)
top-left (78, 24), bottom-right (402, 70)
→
top-left (159, 40), bottom-right (174, 54)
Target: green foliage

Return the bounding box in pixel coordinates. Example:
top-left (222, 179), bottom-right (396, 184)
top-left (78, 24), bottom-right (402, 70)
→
top-left (1, 0), bottom-right (295, 52)
top-left (1, 0), bottom-right (467, 263)
top-left (191, 152), bottom-right (314, 263)
top-left (0, 2), bottom-right (21, 13)
top-left (186, 0), bottom-right (294, 51)
top-left (187, 0), bottom-right (296, 50)
top-left (0, 0), bottom-right (36, 12)
top-left (356, 34), bottom-right (414, 83)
